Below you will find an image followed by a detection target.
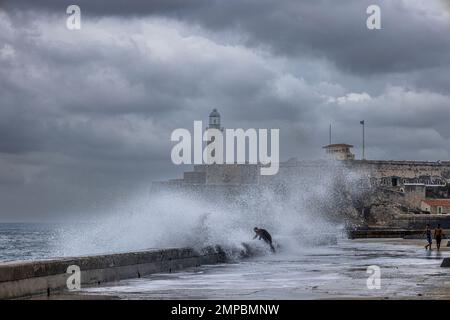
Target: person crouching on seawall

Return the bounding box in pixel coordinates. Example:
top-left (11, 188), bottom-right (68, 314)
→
top-left (253, 227), bottom-right (275, 252)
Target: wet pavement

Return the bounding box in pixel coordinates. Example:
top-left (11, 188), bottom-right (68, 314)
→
top-left (80, 239), bottom-right (450, 299)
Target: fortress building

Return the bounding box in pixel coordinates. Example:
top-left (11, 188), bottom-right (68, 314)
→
top-left (421, 199), bottom-right (450, 214)
top-left (205, 108), bottom-right (223, 163)
top-left (323, 144), bottom-right (355, 160)
top-left (207, 108), bottom-right (223, 131)
top-left (155, 110), bottom-right (450, 227)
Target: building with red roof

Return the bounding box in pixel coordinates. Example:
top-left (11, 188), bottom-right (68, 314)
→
top-left (421, 199), bottom-right (450, 214)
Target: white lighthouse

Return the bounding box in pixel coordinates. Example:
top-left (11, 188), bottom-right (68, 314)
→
top-left (208, 108), bottom-right (223, 131)
top-left (205, 109), bottom-right (223, 163)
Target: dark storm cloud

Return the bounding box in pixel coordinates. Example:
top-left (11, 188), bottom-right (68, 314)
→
top-left (0, 1), bottom-right (450, 220)
top-left (4, 0), bottom-right (450, 75)
top-left (0, 0), bottom-right (204, 15)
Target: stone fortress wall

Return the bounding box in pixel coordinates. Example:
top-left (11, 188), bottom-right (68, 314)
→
top-left (158, 159), bottom-right (450, 190)
top-left (153, 159), bottom-right (450, 228)
top-left (156, 109), bottom-right (450, 228)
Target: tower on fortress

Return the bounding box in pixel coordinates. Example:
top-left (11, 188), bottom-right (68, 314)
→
top-left (206, 109), bottom-right (223, 162)
top-left (322, 143), bottom-right (355, 160)
top-left (207, 108), bottom-right (223, 131)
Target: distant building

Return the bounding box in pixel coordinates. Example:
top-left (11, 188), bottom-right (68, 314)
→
top-left (323, 143), bottom-right (355, 160)
top-left (205, 108), bottom-right (223, 162)
top-left (207, 108), bottom-right (223, 131)
top-left (155, 110), bottom-right (450, 221)
top-left (421, 199), bottom-right (450, 214)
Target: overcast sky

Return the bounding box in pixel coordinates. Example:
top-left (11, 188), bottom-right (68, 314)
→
top-left (1, 0), bottom-right (450, 221)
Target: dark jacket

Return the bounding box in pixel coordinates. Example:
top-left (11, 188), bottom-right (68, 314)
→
top-left (256, 229), bottom-right (272, 243)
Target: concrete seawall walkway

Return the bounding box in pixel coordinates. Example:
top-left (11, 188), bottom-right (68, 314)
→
top-left (0, 247), bottom-right (225, 299)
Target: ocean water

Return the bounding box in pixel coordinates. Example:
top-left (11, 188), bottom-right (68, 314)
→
top-left (0, 223), bottom-right (62, 262)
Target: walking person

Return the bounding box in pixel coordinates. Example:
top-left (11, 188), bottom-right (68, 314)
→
top-left (434, 224), bottom-right (444, 251)
top-left (424, 224), bottom-right (433, 250)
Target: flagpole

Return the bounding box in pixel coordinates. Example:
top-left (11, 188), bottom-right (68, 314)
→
top-left (361, 120), bottom-right (365, 160)
top-left (329, 124), bottom-right (332, 145)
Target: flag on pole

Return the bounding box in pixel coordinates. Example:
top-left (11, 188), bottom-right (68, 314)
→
top-left (360, 120), bottom-right (365, 159)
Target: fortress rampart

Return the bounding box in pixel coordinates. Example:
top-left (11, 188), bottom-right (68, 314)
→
top-left (153, 159), bottom-right (450, 228)
top-left (156, 159), bottom-right (450, 187)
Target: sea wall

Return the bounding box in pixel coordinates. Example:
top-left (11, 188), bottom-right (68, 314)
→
top-left (391, 214), bottom-right (450, 229)
top-left (0, 247), bottom-right (226, 300)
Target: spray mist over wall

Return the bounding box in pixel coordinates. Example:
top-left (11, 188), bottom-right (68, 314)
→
top-left (57, 163), bottom-right (365, 258)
